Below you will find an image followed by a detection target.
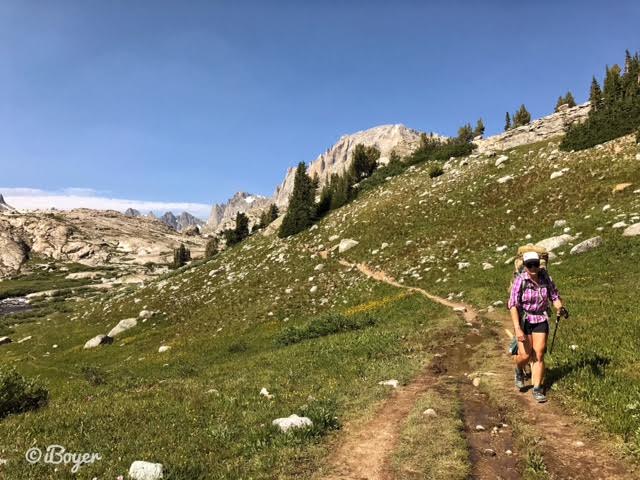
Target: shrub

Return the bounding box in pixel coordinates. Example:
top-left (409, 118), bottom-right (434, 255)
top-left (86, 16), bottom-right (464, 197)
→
top-left (298, 397), bottom-right (341, 437)
top-left (275, 313), bottom-right (376, 346)
top-left (80, 366), bottom-right (107, 386)
top-left (0, 367), bottom-right (49, 419)
top-left (205, 238), bottom-right (219, 258)
top-left (428, 163), bottom-right (444, 178)
top-left (172, 243), bottom-right (191, 269)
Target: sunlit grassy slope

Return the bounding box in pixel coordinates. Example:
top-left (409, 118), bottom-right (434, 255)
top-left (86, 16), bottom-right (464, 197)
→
top-left (1, 133), bottom-right (639, 478)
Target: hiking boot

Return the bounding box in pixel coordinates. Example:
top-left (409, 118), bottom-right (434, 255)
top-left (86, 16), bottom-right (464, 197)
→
top-left (532, 387), bottom-right (547, 403)
top-left (514, 368), bottom-right (525, 390)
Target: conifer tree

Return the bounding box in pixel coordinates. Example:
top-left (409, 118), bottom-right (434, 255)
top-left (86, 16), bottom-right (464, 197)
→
top-left (513, 104), bottom-right (531, 127)
top-left (278, 162), bottom-right (317, 237)
top-left (603, 64), bottom-right (622, 107)
top-left (205, 237), bottom-right (219, 258)
top-left (172, 243), bottom-right (191, 268)
top-left (350, 144), bottom-right (380, 180)
top-left (457, 123), bottom-right (474, 143)
top-left (504, 112), bottom-right (511, 131)
top-left (565, 91), bottom-right (576, 108)
top-left (473, 118), bottom-right (485, 137)
top-left (589, 76), bottom-right (604, 111)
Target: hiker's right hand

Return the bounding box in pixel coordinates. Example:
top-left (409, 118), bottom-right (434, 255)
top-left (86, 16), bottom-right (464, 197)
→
top-left (515, 328), bottom-right (525, 342)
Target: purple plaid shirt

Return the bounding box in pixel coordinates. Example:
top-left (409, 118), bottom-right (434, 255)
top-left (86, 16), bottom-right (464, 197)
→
top-left (508, 270), bottom-right (560, 324)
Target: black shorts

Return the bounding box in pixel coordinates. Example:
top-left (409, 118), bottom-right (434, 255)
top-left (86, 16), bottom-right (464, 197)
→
top-left (522, 320), bottom-right (549, 335)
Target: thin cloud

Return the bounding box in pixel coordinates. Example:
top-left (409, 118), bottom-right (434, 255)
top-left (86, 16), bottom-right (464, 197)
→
top-left (0, 187), bottom-right (211, 220)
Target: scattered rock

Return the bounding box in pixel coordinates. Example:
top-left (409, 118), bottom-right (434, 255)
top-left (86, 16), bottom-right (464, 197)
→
top-left (0, 336), bottom-right (12, 346)
top-left (494, 155), bottom-right (509, 167)
top-left (535, 234), bottom-right (574, 251)
top-left (622, 223), bottom-right (640, 237)
top-left (613, 183), bottom-right (633, 193)
top-left (139, 310), bottom-right (154, 319)
top-left (496, 245), bottom-right (508, 252)
top-left (259, 387), bottom-right (273, 399)
top-left (338, 238), bottom-right (359, 253)
top-left (378, 379), bottom-right (399, 388)
top-left (483, 448), bottom-right (497, 457)
top-left (553, 219), bottom-right (567, 228)
top-left (570, 236), bottom-right (603, 255)
top-left (602, 204), bottom-right (611, 212)
top-left (457, 262), bottom-right (470, 270)
top-left (472, 377), bottom-right (481, 387)
top-left (17, 336), bottom-right (32, 344)
top-left (505, 449), bottom-right (513, 456)
top-left (497, 175), bottom-right (513, 184)
top-left (612, 221), bottom-right (627, 229)
top-left (573, 440), bottom-right (585, 448)
top-left (107, 318), bottom-right (137, 338)
top-left (128, 461), bottom-right (164, 480)
top-left (328, 234), bottom-right (339, 242)
top-left (272, 414), bottom-right (313, 432)
top-left (158, 345), bottom-right (171, 353)
top-left (83, 335), bottom-right (113, 349)
top-left (314, 263), bottom-right (324, 271)
top-left (309, 285), bottom-right (318, 294)
top-left (423, 408), bottom-right (437, 417)
top-left (475, 425), bottom-right (485, 431)
top-left (482, 262), bottom-right (494, 270)
top-left (550, 170), bottom-right (564, 179)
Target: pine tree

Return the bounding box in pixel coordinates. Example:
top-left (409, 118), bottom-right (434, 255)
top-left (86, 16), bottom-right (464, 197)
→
top-left (513, 104), bottom-right (531, 127)
top-left (278, 162), bottom-right (317, 237)
top-left (315, 182), bottom-right (332, 218)
top-left (205, 237), bottom-right (219, 258)
top-left (350, 144), bottom-right (380, 180)
top-left (603, 64), bottom-right (622, 108)
top-left (565, 91), bottom-right (576, 108)
top-left (589, 76), bottom-right (604, 111)
top-left (457, 123), bottom-right (474, 143)
top-left (473, 118), bottom-right (485, 137)
top-left (234, 212), bottom-right (249, 240)
top-left (555, 95), bottom-right (565, 112)
top-left (172, 243), bottom-right (191, 268)
top-left (504, 112), bottom-right (511, 131)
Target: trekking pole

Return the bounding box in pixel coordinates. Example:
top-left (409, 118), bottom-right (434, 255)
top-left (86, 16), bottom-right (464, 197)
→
top-left (549, 314), bottom-right (561, 354)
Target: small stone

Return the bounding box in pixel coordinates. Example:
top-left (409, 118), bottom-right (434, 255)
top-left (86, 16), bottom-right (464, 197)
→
top-left (138, 310), bottom-right (153, 319)
top-left (483, 448), bottom-right (497, 456)
top-left (472, 377), bottom-right (481, 387)
top-left (482, 262), bottom-right (494, 270)
top-left (338, 238), bottom-right (359, 253)
top-left (475, 425), bottom-right (485, 431)
top-left (83, 334), bottom-right (113, 349)
top-left (573, 440), bottom-right (585, 448)
top-left (272, 414), bottom-right (313, 432)
top-left (309, 285), bottom-right (318, 294)
top-left (423, 408), bottom-right (437, 417)
top-left (550, 171), bottom-right (564, 179)
top-left (128, 461), bottom-right (164, 480)
top-left (378, 379), bottom-right (399, 388)
top-left (0, 336), bottom-right (12, 346)
top-left (505, 449), bottom-right (513, 456)
top-left (158, 345), bottom-right (171, 353)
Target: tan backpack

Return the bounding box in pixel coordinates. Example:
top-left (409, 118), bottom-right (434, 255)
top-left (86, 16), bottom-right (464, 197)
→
top-left (507, 244), bottom-right (550, 294)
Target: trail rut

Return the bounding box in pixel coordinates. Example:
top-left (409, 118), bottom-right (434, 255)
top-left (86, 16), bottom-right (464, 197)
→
top-left (320, 259), bottom-right (637, 479)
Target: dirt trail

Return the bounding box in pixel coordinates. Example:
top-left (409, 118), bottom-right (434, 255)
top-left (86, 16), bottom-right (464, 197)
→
top-left (322, 260), bottom-right (637, 480)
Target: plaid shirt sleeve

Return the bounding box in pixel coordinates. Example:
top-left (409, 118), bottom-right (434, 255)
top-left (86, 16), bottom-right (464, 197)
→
top-left (508, 275), bottom-right (522, 309)
top-left (547, 275), bottom-right (560, 302)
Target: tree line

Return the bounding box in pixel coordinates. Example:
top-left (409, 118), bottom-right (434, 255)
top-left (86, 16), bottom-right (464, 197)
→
top-left (561, 49), bottom-right (640, 151)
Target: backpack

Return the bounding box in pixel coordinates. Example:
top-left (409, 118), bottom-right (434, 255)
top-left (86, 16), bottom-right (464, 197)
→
top-left (506, 244), bottom-right (550, 294)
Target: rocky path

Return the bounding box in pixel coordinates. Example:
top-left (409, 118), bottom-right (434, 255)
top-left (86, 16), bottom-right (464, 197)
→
top-left (321, 260), bottom-right (636, 480)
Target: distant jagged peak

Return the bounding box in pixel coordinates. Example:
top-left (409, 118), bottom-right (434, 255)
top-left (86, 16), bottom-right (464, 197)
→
top-left (206, 191), bottom-right (272, 231)
top-left (0, 193), bottom-right (17, 213)
top-left (124, 207), bottom-right (141, 217)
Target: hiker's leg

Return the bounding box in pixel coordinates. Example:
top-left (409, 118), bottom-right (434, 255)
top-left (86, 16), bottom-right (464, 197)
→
top-left (516, 334), bottom-right (532, 370)
top-left (531, 331), bottom-right (548, 388)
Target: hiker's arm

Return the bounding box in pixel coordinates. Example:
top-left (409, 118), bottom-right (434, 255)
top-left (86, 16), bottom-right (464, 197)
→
top-left (508, 277), bottom-right (525, 341)
top-left (548, 275), bottom-right (563, 310)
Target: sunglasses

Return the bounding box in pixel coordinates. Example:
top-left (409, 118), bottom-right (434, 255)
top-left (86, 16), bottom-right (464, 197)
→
top-left (524, 260), bottom-right (540, 269)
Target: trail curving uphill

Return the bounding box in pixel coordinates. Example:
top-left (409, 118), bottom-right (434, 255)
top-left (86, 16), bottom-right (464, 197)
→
top-left (320, 259), bottom-right (637, 480)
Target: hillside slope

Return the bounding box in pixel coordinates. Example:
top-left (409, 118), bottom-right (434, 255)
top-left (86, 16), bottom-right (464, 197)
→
top-left (0, 133), bottom-right (639, 478)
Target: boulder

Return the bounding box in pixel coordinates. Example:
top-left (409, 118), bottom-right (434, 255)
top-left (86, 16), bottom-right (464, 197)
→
top-left (612, 221), bottom-right (627, 229)
top-left (553, 219), bottom-right (567, 228)
top-left (338, 239), bottom-right (359, 253)
top-left (622, 223), bottom-right (640, 237)
top-left (494, 155), bottom-right (509, 167)
top-left (158, 345), bottom-right (171, 353)
top-left (550, 171), bottom-right (564, 180)
top-left (482, 262), bottom-right (494, 270)
top-left (457, 262), bottom-right (470, 270)
top-left (128, 461), bottom-right (164, 480)
top-left (272, 414), bottom-right (313, 432)
top-left (83, 334), bottom-right (113, 349)
top-left (139, 310), bottom-right (154, 319)
top-left (570, 236), bottom-right (603, 255)
top-left (107, 318), bottom-right (137, 338)
top-left (535, 234), bottom-right (574, 251)
top-left (0, 336), bottom-right (12, 346)
top-left (497, 175), bottom-right (513, 184)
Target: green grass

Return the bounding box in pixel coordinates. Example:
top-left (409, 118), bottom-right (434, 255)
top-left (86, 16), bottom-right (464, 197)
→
top-left (1, 132), bottom-right (639, 477)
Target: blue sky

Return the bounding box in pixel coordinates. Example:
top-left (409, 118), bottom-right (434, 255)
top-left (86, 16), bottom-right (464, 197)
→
top-left (1, 1), bottom-right (638, 218)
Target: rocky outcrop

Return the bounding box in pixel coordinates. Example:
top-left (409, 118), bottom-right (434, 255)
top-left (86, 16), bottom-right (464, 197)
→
top-left (273, 124), bottom-right (427, 209)
top-left (206, 192), bottom-right (271, 233)
top-left (0, 209), bottom-right (206, 278)
top-left (0, 194), bottom-right (16, 213)
top-left (124, 208), bottom-right (141, 217)
top-left (475, 103), bottom-right (591, 153)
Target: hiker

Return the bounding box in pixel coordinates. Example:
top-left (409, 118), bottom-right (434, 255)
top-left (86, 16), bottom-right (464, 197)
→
top-left (508, 251), bottom-right (567, 403)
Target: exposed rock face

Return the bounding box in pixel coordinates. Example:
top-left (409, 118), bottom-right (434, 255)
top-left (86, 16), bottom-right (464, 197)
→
top-left (475, 103), bottom-right (591, 153)
top-left (206, 191), bottom-right (271, 233)
top-left (0, 194), bottom-right (17, 213)
top-left (175, 211), bottom-right (204, 232)
top-left (0, 209), bottom-right (205, 278)
top-left (160, 211), bottom-right (178, 229)
top-left (273, 124), bottom-right (427, 209)
top-left (124, 208), bottom-right (141, 217)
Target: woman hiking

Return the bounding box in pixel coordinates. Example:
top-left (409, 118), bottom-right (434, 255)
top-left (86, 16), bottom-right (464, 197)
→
top-left (508, 251), bottom-right (567, 403)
